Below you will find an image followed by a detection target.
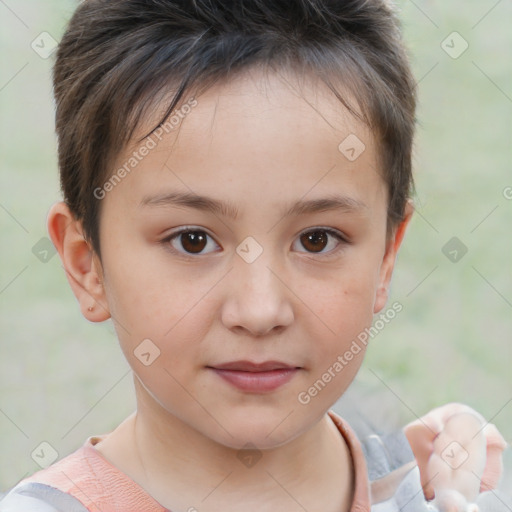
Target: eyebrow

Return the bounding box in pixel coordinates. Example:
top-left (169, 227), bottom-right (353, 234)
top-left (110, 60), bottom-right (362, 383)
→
top-left (139, 191), bottom-right (367, 220)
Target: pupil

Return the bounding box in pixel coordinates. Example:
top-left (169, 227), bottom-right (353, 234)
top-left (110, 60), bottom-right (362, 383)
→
top-left (182, 232), bottom-right (206, 253)
top-left (302, 231), bottom-right (327, 252)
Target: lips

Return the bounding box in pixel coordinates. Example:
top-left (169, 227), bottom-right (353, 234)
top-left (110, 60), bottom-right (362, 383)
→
top-left (208, 360), bottom-right (300, 392)
top-left (211, 360), bottom-right (297, 372)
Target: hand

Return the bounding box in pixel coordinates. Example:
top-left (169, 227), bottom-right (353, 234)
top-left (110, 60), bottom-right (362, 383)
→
top-left (403, 403), bottom-right (507, 502)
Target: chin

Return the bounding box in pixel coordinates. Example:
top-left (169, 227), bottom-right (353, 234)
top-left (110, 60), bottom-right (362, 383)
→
top-left (202, 406), bottom-right (312, 451)
top-left (212, 427), bottom-right (299, 452)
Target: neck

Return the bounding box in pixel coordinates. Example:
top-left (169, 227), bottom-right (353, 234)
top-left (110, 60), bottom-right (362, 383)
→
top-left (97, 376), bottom-right (354, 512)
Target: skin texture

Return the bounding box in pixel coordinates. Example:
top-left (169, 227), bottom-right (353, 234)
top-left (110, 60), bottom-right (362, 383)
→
top-left (47, 67), bottom-right (412, 511)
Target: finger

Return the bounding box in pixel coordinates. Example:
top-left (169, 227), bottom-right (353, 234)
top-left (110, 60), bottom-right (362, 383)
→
top-left (403, 419), bottom-right (439, 499)
top-left (480, 423), bottom-right (507, 491)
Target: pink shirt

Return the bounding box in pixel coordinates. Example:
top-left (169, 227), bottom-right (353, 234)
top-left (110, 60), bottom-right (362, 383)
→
top-left (20, 410), bottom-right (371, 511)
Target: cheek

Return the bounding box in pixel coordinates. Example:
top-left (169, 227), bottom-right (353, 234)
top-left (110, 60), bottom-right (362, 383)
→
top-left (311, 268), bottom-right (378, 334)
top-left (100, 256), bottom-right (212, 381)
top-left (301, 276), bottom-right (375, 394)
top-left (102, 240), bottom-right (201, 330)
top-left (301, 262), bottom-right (378, 389)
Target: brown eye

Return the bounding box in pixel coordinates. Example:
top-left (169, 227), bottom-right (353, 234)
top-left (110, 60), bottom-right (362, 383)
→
top-left (163, 228), bottom-right (219, 256)
top-left (294, 228), bottom-right (346, 256)
top-left (300, 230), bottom-right (328, 253)
top-left (179, 231), bottom-right (207, 253)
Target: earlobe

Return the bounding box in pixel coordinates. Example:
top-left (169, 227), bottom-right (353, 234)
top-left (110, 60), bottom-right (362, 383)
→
top-left (374, 200), bottom-right (414, 314)
top-left (47, 201), bottom-right (110, 322)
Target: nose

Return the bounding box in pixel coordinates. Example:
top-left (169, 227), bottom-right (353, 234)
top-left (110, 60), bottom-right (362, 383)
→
top-left (221, 251), bottom-right (294, 338)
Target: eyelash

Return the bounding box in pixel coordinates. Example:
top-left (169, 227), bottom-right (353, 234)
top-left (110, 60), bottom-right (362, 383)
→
top-left (160, 226), bottom-right (349, 259)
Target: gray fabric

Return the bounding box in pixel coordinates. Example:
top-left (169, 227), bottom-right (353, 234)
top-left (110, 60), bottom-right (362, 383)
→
top-left (371, 467), bottom-right (432, 512)
top-left (476, 491), bottom-right (512, 512)
top-left (360, 431), bottom-right (416, 481)
top-left (0, 482), bottom-right (88, 512)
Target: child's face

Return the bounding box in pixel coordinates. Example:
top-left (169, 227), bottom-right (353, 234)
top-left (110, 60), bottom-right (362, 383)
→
top-left (79, 69), bottom-right (408, 449)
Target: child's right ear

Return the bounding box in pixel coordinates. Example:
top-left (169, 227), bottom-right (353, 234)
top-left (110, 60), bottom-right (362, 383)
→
top-left (47, 201), bottom-right (110, 323)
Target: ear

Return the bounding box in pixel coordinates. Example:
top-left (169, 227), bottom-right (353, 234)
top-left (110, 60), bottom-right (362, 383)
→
top-left (47, 201), bottom-right (111, 322)
top-left (374, 200), bottom-right (414, 314)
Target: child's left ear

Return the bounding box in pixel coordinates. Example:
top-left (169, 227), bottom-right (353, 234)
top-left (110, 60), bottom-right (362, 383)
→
top-left (374, 200), bottom-right (414, 314)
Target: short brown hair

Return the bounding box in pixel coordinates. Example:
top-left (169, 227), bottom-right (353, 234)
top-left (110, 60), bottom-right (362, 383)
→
top-left (53, 0), bottom-right (416, 260)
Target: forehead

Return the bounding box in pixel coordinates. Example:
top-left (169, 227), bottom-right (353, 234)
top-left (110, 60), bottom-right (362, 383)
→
top-left (105, 67), bottom-right (385, 221)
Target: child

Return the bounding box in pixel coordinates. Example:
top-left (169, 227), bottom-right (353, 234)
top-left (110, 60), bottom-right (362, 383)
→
top-left (0, 0), bottom-right (509, 510)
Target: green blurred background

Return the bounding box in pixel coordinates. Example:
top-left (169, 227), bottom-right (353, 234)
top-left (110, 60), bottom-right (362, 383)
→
top-left (1, 0), bottom-right (511, 492)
